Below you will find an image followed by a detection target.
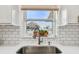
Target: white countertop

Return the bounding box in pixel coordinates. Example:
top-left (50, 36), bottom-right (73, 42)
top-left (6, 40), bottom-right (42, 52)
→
top-left (0, 42), bottom-right (79, 54)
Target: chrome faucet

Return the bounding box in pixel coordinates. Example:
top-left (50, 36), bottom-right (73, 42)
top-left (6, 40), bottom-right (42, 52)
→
top-left (33, 27), bottom-right (43, 45)
top-left (38, 35), bottom-right (43, 45)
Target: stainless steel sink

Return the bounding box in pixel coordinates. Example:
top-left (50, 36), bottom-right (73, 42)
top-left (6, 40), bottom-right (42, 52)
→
top-left (17, 46), bottom-right (62, 54)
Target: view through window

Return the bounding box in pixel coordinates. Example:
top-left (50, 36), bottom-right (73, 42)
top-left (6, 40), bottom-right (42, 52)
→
top-left (24, 10), bottom-right (56, 37)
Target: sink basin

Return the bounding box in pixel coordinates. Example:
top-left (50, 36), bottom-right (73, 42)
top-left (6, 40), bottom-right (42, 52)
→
top-left (17, 46), bottom-right (62, 54)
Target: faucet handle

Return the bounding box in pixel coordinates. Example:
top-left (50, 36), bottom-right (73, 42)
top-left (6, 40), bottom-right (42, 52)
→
top-left (48, 41), bottom-right (51, 45)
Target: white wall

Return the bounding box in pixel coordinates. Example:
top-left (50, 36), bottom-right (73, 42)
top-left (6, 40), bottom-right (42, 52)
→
top-left (60, 5), bottom-right (79, 23)
top-left (0, 6), bottom-right (12, 23)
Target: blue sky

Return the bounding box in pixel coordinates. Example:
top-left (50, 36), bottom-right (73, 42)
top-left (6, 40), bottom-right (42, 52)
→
top-left (26, 10), bottom-right (49, 19)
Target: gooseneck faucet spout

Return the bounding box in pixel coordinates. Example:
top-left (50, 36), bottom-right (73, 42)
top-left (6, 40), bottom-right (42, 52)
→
top-left (38, 34), bottom-right (43, 45)
top-left (38, 30), bottom-right (43, 45)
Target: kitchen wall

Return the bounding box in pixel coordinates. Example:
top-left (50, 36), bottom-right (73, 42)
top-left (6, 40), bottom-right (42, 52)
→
top-left (0, 5), bottom-right (79, 46)
top-left (0, 25), bottom-right (20, 46)
top-left (60, 5), bottom-right (79, 24)
top-left (58, 24), bottom-right (79, 46)
top-left (0, 6), bottom-right (12, 23)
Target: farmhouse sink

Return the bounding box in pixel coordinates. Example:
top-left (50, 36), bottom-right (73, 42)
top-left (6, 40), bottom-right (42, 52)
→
top-left (17, 46), bottom-right (62, 54)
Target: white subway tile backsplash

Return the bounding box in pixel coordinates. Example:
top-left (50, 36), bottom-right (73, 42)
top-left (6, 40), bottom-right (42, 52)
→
top-left (2, 29), bottom-right (9, 31)
top-left (4, 41), bottom-right (9, 45)
top-left (3, 35), bottom-right (9, 38)
top-left (0, 35), bottom-right (2, 37)
top-left (15, 29), bottom-right (19, 31)
top-left (9, 35), bottom-right (16, 38)
top-left (15, 35), bottom-right (20, 38)
top-left (0, 29), bottom-right (2, 31)
top-left (1, 38), bottom-right (5, 40)
top-left (8, 29), bottom-right (15, 31)
top-left (0, 24), bottom-right (79, 46)
top-left (5, 38), bottom-right (11, 40)
top-left (0, 32), bottom-right (5, 34)
top-left (58, 25), bottom-right (79, 46)
top-left (0, 25), bottom-right (20, 46)
top-left (13, 32), bottom-right (19, 35)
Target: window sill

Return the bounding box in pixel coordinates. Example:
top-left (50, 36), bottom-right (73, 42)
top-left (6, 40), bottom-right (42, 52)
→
top-left (22, 34), bottom-right (56, 39)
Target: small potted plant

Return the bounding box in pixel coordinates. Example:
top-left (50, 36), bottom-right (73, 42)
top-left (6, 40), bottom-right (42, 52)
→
top-left (39, 30), bottom-right (48, 37)
top-left (44, 30), bottom-right (48, 37)
top-left (33, 30), bottom-right (48, 37)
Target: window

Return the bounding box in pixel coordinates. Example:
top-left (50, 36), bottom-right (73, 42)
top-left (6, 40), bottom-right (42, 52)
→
top-left (24, 10), bottom-right (57, 37)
